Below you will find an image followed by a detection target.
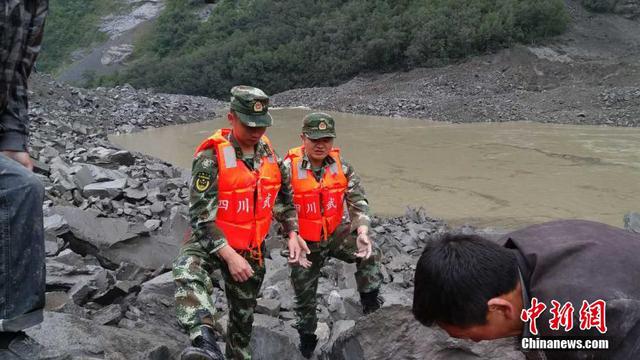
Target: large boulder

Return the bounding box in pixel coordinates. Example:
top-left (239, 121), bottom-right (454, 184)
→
top-left (74, 163), bottom-right (127, 189)
top-left (26, 311), bottom-right (184, 359)
top-left (82, 178), bottom-right (127, 199)
top-left (52, 206), bottom-right (179, 269)
top-left (250, 314), bottom-right (305, 360)
top-left (321, 305), bottom-right (524, 360)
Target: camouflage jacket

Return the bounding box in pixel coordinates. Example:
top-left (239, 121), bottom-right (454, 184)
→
top-left (0, 0), bottom-right (48, 151)
top-left (187, 131), bottom-right (298, 254)
top-left (282, 150), bottom-right (371, 230)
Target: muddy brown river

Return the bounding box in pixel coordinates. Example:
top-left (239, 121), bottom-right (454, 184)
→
top-left (110, 108), bottom-right (640, 228)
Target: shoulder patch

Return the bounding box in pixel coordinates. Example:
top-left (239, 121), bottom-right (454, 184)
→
top-left (194, 171), bottom-right (212, 193)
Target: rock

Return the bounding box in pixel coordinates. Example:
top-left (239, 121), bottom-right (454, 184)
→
top-left (115, 262), bottom-right (146, 283)
top-left (74, 164), bottom-right (127, 189)
top-left (139, 206), bottom-right (153, 217)
top-left (138, 272), bottom-right (175, 302)
top-left (32, 158), bottom-right (50, 176)
top-left (51, 206), bottom-right (178, 270)
top-left (83, 178), bottom-right (127, 198)
top-left (144, 219), bottom-right (161, 232)
top-left (315, 322), bottom-right (331, 355)
top-left (92, 281), bottom-right (140, 305)
top-left (92, 304), bottom-right (123, 325)
top-left (262, 250), bottom-right (290, 288)
top-left (44, 214), bottom-right (69, 236)
top-left (624, 212), bottom-right (640, 233)
top-left (144, 345), bottom-right (172, 360)
top-left (149, 201), bottom-right (165, 214)
top-left (49, 157), bottom-right (77, 192)
top-left (26, 312), bottom-right (185, 358)
top-left (86, 147), bottom-right (116, 163)
top-left (117, 318), bottom-right (138, 330)
top-left (386, 254), bottom-right (413, 273)
top-left (45, 252), bottom-right (106, 291)
top-left (250, 314), bottom-right (305, 360)
top-left (320, 320), bottom-right (355, 354)
top-left (327, 290), bottom-right (344, 313)
top-left (68, 281), bottom-right (97, 305)
top-left (321, 305), bottom-right (524, 360)
top-left (124, 187), bottom-right (148, 201)
top-left (256, 298), bottom-right (281, 317)
top-left (105, 233), bottom-right (178, 270)
top-left (40, 146), bottom-right (60, 160)
top-left (45, 238), bottom-right (61, 257)
top-left (45, 291), bottom-right (72, 311)
top-left (160, 204), bottom-right (189, 240)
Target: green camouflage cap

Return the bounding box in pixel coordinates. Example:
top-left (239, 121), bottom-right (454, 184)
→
top-left (230, 85), bottom-right (273, 127)
top-left (302, 112), bottom-right (336, 139)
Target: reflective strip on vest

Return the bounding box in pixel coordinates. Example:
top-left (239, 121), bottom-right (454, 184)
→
top-left (329, 162), bottom-right (338, 175)
top-left (297, 161), bottom-right (307, 179)
top-left (223, 146), bottom-right (237, 169)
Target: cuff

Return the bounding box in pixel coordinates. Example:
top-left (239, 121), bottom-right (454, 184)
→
top-left (0, 131), bottom-right (28, 152)
top-left (352, 217), bottom-right (371, 231)
top-left (209, 239), bottom-right (228, 255)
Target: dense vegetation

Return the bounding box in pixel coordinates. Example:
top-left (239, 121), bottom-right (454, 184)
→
top-left (99, 0), bottom-right (570, 98)
top-left (39, 0), bottom-right (128, 74)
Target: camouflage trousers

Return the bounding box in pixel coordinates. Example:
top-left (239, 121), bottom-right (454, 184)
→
top-left (290, 223), bottom-right (383, 335)
top-left (173, 242), bottom-right (266, 360)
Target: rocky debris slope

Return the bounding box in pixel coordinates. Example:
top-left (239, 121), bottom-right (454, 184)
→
top-left (24, 75), bottom-right (529, 359)
top-left (273, 1), bottom-right (640, 127)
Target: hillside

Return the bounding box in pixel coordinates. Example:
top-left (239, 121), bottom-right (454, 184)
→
top-left (271, 0), bottom-right (640, 126)
top-left (42, 0), bottom-right (571, 94)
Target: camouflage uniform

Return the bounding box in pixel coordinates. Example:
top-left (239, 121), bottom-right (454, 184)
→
top-left (173, 87), bottom-right (298, 360)
top-left (0, 0), bottom-right (48, 152)
top-left (283, 114), bottom-right (383, 337)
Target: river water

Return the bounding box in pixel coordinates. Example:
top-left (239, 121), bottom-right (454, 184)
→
top-left (110, 108), bottom-right (640, 228)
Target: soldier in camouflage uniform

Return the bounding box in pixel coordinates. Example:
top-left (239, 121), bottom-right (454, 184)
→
top-left (283, 112), bottom-right (384, 358)
top-left (1, 1), bottom-right (49, 358)
top-left (173, 86), bottom-right (310, 360)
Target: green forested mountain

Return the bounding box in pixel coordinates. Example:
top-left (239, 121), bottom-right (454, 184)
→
top-left (51, 0), bottom-right (571, 98)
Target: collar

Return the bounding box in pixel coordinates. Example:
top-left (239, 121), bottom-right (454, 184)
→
top-left (300, 150), bottom-right (336, 170)
top-left (228, 131), bottom-right (272, 159)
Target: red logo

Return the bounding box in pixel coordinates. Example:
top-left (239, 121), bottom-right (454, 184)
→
top-left (579, 300), bottom-right (608, 334)
top-left (521, 299), bottom-right (607, 335)
top-left (549, 300), bottom-right (574, 331)
top-left (520, 297), bottom-right (547, 335)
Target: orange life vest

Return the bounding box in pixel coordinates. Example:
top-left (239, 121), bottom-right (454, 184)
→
top-left (286, 146), bottom-right (348, 241)
top-left (194, 129), bottom-right (281, 253)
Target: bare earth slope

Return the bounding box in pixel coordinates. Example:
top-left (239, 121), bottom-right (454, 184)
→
top-left (273, 0), bottom-right (640, 127)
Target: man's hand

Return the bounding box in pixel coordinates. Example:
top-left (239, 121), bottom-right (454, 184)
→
top-left (354, 225), bottom-right (372, 259)
top-left (1, 150), bottom-right (33, 171)
top-left (218, 245), bottom-right (254, 282)
top-left (287, 231), bottom-right (312, 268)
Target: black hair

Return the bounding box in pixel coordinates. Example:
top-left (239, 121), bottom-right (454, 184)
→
top-left (412, 233), bottom-right (518, 327)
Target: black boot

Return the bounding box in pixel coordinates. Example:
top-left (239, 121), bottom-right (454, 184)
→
top-left (360, 289), bottom-right (384, 315)
top-left (299, 333), bottom-right (318, 359)
top-left (180, 326), bottom-right (225, 360)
